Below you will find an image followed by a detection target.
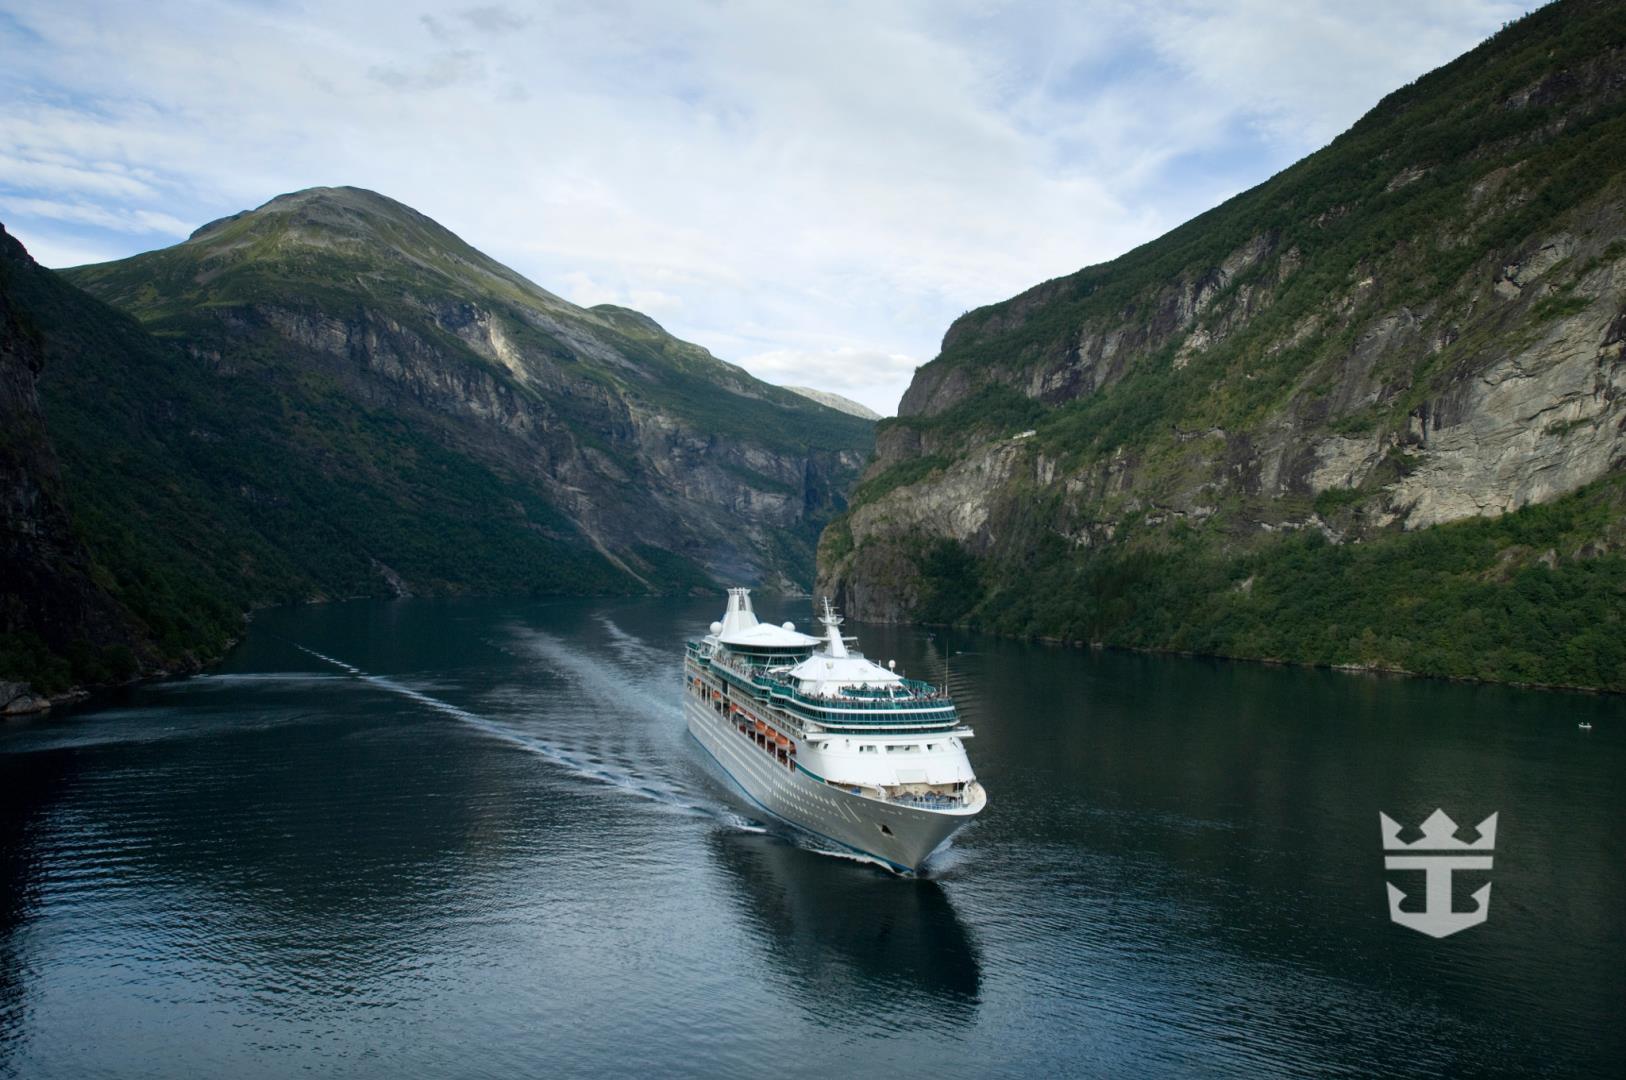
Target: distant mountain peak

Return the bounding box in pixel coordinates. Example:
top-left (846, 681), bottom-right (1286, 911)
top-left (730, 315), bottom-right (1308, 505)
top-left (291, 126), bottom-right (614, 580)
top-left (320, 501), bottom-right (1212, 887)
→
top-left (783, 386), bottom-right (882, 420)
top-left (204, 185), bottom-right (450, 243)
top-left (188, 186), bottom-right (411, 241)
top-left (253, 184), bottom-right (415, 216)
top-left (120, 184), bottom-right (572, 313)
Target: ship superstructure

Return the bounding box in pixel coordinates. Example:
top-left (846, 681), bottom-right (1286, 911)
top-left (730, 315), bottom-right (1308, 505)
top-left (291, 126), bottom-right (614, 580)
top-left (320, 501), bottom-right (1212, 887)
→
top-left (684, 588), bottom-right (986, 872)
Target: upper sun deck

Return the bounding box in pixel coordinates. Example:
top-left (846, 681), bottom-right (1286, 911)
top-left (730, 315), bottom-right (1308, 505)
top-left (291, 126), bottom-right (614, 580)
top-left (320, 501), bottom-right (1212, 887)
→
top-left (687, 639), bottom-right (960, 731)
top-left (687, 592), bottom-right (961, 731)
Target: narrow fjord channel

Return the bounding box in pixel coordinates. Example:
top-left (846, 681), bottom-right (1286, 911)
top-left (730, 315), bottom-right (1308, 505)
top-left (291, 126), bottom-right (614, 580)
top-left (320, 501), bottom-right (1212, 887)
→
top-left (2, 597), bottom-right (1621, 1078)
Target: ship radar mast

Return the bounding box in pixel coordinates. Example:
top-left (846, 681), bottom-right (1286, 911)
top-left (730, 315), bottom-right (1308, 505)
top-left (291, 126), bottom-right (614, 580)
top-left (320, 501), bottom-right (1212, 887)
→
top-left (819, 596), bottom-right (849, 659)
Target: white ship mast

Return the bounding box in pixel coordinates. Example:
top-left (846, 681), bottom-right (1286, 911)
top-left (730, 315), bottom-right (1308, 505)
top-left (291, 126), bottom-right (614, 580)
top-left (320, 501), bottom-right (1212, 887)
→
top-left (819, 596), bottom-right (848, 658)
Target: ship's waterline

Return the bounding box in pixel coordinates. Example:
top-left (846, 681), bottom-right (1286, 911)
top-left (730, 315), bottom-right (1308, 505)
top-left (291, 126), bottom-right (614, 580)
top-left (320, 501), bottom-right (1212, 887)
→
top-left (682, 589), bottom-right (985, 871)
top-left (685, 697), bottom-right (975, 870)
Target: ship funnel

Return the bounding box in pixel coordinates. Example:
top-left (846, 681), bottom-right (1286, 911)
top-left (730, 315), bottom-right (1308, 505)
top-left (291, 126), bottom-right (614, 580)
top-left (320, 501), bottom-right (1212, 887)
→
top-left (719, 587), bottom-right (759, 637)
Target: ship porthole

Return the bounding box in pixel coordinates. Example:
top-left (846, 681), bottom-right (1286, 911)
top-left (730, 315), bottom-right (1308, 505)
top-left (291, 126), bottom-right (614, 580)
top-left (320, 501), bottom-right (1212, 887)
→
top-left (878, 824), bottom-right (894, 837)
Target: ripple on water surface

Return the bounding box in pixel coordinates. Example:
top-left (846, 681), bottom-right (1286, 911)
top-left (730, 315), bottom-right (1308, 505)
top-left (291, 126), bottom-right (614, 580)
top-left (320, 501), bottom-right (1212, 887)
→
top-left (2, 597), bottom-right (1622, 1079)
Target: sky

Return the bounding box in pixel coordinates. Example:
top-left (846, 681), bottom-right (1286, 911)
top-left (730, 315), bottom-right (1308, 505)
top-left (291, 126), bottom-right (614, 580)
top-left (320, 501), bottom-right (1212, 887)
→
top-left (0, 1), bottom-right (1538, 415)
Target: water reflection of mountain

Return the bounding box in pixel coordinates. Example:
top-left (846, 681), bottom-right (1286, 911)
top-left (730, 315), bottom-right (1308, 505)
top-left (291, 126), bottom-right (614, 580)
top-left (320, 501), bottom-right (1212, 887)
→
top-left (0, 684), bottom-right (563, 1009)
top-left (706, 830), bottom-right (980, 1030)
top-left (0, 746), bottom-right (77, 1063)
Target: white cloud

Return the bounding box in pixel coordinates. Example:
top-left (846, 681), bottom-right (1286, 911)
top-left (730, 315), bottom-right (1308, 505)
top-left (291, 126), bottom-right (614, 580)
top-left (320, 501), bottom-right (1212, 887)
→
top-left (557, 271), bottom-right (620, 309)
top-left (0, 152), bottom-right (161, 199)
top-left (625, 289), bottom-right (682, 316)
top-left (0, 194), bottom-right (189, 235)
top-left (0, 0), bottom-right (1538, 414)
top-left (1143, 1), bottom-right (1534, 145)
top-left (458, 6), bottom-right (531, 35)
top-left (743, 347), bottom-right (923, 417)
top-left (556, 272), bottom-right (686, 317)
top-left (4, 227), bottom-right (127, 269)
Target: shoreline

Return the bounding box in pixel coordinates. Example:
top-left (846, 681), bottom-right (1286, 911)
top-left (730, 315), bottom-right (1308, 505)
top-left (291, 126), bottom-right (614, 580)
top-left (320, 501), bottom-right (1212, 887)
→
top-left (969, 627), bottom-right (1622, 697)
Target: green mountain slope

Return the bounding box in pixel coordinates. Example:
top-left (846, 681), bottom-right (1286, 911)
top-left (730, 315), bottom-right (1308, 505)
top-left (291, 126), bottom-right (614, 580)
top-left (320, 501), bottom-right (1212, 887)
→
top-left (1, 187), bottom-right (872, 693)
top-left (71, 188), bottom-right (869, 463)
top-left (59, 186), bottom-right (871, 597)
top-left (819, 0), bottom-right (1626, 690)
top-left (3, 222), bottom-right (638, 692)
top-left (1, 225), bottom-right (145, 703)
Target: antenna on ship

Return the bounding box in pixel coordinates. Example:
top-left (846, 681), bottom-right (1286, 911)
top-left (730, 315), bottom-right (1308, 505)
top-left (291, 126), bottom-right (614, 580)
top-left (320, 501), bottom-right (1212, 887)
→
top-left (818, 596), bottom-right (848, 658)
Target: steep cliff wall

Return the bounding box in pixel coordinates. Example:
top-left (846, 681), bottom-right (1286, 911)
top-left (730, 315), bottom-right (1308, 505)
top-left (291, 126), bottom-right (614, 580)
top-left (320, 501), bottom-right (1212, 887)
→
top-left (0, 226), bottom-right (144, 705)
top-left (820, 0), bottom-right (1626, 689)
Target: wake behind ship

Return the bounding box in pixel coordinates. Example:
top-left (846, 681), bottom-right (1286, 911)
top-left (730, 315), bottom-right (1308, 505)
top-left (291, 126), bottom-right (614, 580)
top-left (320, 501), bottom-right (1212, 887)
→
top-left (684, 589), bottom-right (986, 872)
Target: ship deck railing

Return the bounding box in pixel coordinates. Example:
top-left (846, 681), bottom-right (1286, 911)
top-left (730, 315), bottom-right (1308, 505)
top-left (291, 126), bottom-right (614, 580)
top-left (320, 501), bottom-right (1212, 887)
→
top-left (705, 655), bottom-right (954, 714)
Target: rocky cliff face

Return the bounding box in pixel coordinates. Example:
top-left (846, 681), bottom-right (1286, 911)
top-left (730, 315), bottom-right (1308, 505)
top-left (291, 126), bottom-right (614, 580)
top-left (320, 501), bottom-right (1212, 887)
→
top-left (0, 226), bottom-right (143, 705)
top-left (64, 187), bottom-right (872, 593)
top-left (819, 0), bottom-right (1626, 688)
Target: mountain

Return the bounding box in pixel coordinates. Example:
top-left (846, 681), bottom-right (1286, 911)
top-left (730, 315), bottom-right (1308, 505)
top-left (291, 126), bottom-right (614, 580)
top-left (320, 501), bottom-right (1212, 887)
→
top-left (65, 187), bottom-right (873, 591)
top-left (818, 0), bottom-right (1626, 691)
top-left (0, 188), bottom-right (872, 695)
top-left (0, 226), bottom-right (144, 709)
top-left (782, 387), bottom-right (883, 420)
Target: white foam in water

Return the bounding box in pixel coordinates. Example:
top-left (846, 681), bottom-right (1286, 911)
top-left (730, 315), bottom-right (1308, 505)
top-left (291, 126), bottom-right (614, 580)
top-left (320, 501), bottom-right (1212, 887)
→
top-left (293, 645), bottom-right (361, 676)
top-left (504, 625), bottom-right (952, 875)
top-left (792, 839), bottom-right (900, 874)
top-left (183, 672), bottom-right (353, 688)
top-left (295, 632), bottom-right (906, 863)
top-left (596, 615), bottom-right (667, 667)
top-left (483, 627), bottom-right (675, 779)
top-left (290, 641), bottom-right (762, 832)
top-left (297, 630), bottom-right (963, 877)
top-left (506, 626), bottom-right (677, 722)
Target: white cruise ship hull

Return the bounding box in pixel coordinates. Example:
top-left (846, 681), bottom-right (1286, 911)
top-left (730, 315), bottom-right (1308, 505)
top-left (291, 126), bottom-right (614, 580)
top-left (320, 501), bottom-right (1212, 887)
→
top-left (686, 695), bottom-right (976, 872)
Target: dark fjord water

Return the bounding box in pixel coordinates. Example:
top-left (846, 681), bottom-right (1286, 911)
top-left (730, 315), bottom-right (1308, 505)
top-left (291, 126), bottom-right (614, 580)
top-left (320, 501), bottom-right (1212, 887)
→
top-left (1, 597), bottom-right (1621, 1079)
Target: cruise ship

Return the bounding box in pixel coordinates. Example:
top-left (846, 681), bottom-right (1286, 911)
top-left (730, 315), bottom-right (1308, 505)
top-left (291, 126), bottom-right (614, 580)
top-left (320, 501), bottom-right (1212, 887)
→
top-left (684, 589), bottom-right (986, 872)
